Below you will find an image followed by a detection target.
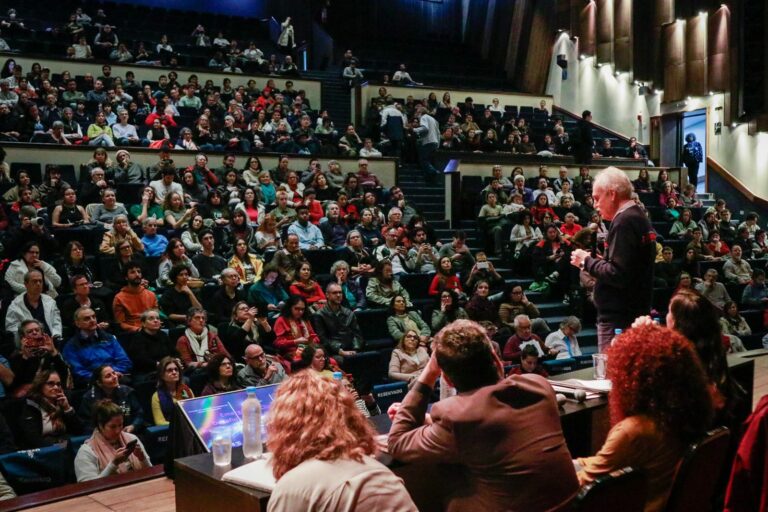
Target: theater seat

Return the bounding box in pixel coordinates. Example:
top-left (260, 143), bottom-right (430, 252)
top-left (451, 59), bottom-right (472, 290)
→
top-left (373, 382), bottom-right (408, 412)
top-left (543, 357), bottom-right (577, 375)
top-left (572, 466), bottom-right (647, 511)
top-left (141, 425), bottom-right (170, 464)
top-left (0, 444), bottom-right (71, 495)
top-left (664, 427), bottom-right (730, 512)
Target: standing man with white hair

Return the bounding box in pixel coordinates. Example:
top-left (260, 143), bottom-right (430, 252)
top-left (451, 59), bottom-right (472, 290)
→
top-left (570, 167), bottom-right (655, 351)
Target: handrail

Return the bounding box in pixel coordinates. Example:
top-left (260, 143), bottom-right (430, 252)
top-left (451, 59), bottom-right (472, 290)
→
top-left (1, 466), bottom-right (165, 512)
top-left (553, 105), bottom-right (638, 146)
top-left (706, 156), bottom-right (768, 208)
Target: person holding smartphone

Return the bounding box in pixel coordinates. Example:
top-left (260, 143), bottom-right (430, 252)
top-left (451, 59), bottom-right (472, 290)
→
top-left (75, 399), bottom-right (151, 482)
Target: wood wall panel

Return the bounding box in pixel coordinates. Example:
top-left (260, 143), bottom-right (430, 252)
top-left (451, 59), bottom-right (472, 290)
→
top-left (662, 22), bottom-right (686, 102)
top-left (578, 0), bottom-right (597, 56)
top-left (613, 0), bottom-right (632, 70)
top-left (651, 0), bottom-right (676, 85)
top-left (685, 15), bottom-right (709, 96)
top-left (632, 0), bottom-right (652, 79)
top-left (596, 0), bottom-right (615, 62)
top-left (518, 0), bottom-right (556, 94)
top-left (708, 8), bottom-right (730, 92)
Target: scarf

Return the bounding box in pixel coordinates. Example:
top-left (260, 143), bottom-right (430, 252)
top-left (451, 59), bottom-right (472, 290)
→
top-left (87, 429), bottom-right (149, 474)
top-left (157, 384), bottom-right (193, 422)
top-left (185, 327), bottom-right (209, 362)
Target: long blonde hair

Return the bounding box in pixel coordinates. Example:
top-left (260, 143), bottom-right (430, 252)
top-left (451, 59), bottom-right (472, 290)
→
top-left (267, 371), bottom-right (377, 479)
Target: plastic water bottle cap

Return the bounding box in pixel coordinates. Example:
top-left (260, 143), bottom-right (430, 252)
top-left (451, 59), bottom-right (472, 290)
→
top-left (332, 372), bottom-right (343, 381)
top-left (246, 386), bottom-right (257, 394)
top-left (614, 329), bottom-right (623, 335)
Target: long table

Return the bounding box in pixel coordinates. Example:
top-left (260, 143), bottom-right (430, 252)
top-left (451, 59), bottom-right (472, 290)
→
top-left (173, 354), bottom-right (757, 511)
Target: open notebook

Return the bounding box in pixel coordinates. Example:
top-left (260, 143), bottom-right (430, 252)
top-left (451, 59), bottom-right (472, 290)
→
top-left (221, 453), bottom-right (276, 492)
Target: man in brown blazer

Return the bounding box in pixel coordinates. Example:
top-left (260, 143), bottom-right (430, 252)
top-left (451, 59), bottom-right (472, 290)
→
top-left (388, 319), bottom-right (579, 512)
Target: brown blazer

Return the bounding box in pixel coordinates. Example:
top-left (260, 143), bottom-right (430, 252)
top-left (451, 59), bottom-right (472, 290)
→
top-left (388, 374), bottom-right (579, 512)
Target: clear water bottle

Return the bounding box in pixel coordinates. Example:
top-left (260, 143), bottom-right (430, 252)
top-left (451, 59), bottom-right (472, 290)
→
top-left (241, 387), bottom-right (262, 459)
top-left (611, 328), bottom-right (623, 346)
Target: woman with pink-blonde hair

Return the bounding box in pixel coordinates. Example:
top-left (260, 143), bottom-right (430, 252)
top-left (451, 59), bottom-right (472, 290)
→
top-left (266, 371), bottom-right (417, 511)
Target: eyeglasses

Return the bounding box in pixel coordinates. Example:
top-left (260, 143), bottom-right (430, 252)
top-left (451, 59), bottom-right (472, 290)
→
top-left (45, 381), bottom-right (62, 387)
top-left (405, 334), bottom-right (418, 339)
top-left (165, 367), bottom-right (179, 373)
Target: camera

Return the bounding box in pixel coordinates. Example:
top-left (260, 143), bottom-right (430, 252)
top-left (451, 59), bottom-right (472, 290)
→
top-left (477, 261), bottom-right (489, 270)
top-left (31, 217), bottom-right (45, 226)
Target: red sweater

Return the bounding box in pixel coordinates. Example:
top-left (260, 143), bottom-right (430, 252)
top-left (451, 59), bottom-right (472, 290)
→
top-left (289, 281), bottom-right (326, 305)
top-left (429, 274), bottom-right (463, 296)
top-left (273, 317), bottom-right (320, 360)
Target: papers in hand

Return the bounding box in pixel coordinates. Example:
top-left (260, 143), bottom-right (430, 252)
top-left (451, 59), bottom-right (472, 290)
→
top-left (221, 453), bottom-right (276, 492)
top-left (550, 378), bottom-right (612, 395)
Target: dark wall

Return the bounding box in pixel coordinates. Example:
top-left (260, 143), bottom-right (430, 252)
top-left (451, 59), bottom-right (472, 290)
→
top-left (325, 0), bottom-right (463, 43)
top-left (103, 0), bottom-right (267, 17)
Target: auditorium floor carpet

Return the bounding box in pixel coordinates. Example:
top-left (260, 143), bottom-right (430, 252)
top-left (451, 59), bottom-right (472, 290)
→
top-left (24, 355), bottom-right (768, 512)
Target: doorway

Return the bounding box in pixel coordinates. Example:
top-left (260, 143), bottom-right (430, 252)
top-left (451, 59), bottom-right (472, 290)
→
top-left (681, 109), bottom-right (707, 193)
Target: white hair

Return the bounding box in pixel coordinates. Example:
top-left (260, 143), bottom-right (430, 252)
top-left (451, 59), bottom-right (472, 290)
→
top-left (593, 167), bottom-right (632, 199)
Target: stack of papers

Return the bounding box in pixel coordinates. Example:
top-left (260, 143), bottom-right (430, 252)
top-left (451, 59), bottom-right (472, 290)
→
top-left (221, 453), bottom-right (276, 492)
top-left (549, 378), bottom-right (612, 400)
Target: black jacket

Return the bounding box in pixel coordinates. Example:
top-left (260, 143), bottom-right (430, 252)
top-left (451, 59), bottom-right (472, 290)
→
top-left (77, 384), bottom-right (145, 432)
top-left (126, 329), bottom-right (177, 375)
top-left (583, 204), bottom-right (655, 323)
top-left (18, 399), bottom-right (84, 448)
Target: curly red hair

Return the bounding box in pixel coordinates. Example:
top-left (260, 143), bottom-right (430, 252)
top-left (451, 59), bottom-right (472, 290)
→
top-left (266, 370), bottom-right (377, 479)
top-left (607, 324), bottom-right (714, 443)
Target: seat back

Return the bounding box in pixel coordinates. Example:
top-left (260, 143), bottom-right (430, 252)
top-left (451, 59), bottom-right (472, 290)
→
top-left (573, 466), bottom-right (647, 511)
top-left (141, 424), bottom-right (170, 464)
top-left (0, 444), bottom-right (70, 494)
top-left (664, 427), bottom-right (731, 512)
top-left (373, 381), bottom-right (408, 412)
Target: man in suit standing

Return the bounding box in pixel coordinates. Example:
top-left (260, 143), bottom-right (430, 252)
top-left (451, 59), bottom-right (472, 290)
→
top-left (387, 319), bottom-right (579, 512)
top-left (574, 109), bottom-right (595, 164)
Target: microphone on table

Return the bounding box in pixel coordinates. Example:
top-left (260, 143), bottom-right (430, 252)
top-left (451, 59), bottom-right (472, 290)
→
top-left (555, 389), bottom-right (587, 405)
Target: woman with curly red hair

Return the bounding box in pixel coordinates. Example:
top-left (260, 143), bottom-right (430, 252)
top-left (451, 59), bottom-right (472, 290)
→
top-left (575, 324), bottom-right (713, 512)
top-left (266, 371), bottom-right (417, 511)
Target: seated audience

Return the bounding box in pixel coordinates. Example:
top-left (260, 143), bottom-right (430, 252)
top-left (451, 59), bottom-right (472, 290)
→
top-left (544, 316), bottom-right (582, 359)
top-left (17, 369), bottom-right (83, 448)
top-left (75, 400), bottom-right (151, 482)
top-left (575, 324), bottom-right (713, 512)
top-left (112, 263), bottom-right (158, 333)
top-left (228, 239), bottom-right (264, 285)
top-left (387, 294), bottom-right (431, 343)
top-left (465, 280), bottom-right (499, 324)
top-left (388, 330), bottom-right (429, 388)
top-left (63, 307), bottom-right (131, 387)
top-left (247, 266), bottom-right (289, 319)
top-left (723, 245), bottom-right (752, 284)
top-left (289, 262), bottom-right (327, 312)
top-left (221, 302), bottom-right (272, 360)
top-left (509, 344), bottom-right (549, 377)
top-left (431, 289), bottom-right (469, 333)
top-left (160, 265), bottom-right (204, 326)
top-left (151, 357), bottom-right (193, 426)
top-left (695, 268), bottom-right (731, 310)
top-left (9, 320), bottom-right (70, 397)
top-left (140, 217), bottom-right (169, 257)
top-left (267, 371), bottom-right (417, 510)
top-left (126, 309), bottom-right (177, 378)
top-left (366, 260), bottom-right (412, 308)
top-left (6, 269), bottom-right (63, 346)
top-left (502, 314), bottom-right (550, 361)
top-left (99, 214), bottom-right (143, 255)
top-left (274, 296), bottom-right (320, 368)
top-left (312, 282), bottom-right (365, 363)
top-left (176, 308), bottom-right (230, 370)
top-left (741, 269), bottom-right (768, 308)
top-left (200, 353), bottom-right (241, 396)
top-left (237, 344), bottom-right (286, 388)
top-left (78, 365), bottom-right (144, 433)
top-left (5, 242), bottom-right (62, 298)
top-left (429, 256), bottom-right (463, 297)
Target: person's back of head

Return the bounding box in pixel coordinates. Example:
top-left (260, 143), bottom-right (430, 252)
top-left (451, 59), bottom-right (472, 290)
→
top-left (434, 319), bottom-right (500, 393)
